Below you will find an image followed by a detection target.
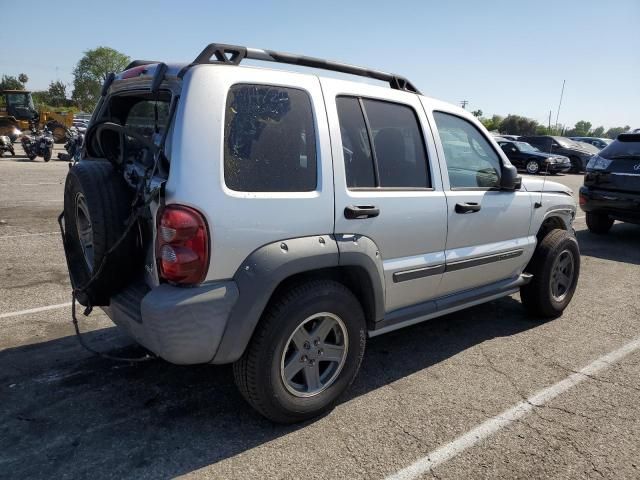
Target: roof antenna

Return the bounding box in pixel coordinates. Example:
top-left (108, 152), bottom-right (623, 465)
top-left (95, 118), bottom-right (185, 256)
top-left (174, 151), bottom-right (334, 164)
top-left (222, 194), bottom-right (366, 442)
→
top-left (534, 139), bottom-right (552, 209)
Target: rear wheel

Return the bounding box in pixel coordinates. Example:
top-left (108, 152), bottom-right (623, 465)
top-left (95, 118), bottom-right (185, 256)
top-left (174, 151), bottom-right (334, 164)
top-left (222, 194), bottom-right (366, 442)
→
top-left (569, 156), bottom-right (582, 173)
top-left (43, 146), bottom-right (52, 162)
top-left (521, 229), bottom-right (580, 318)
top-left (585, 212), bottom-right (613, 234)
top-left (233, 280), bottom-right (366, 423)
top-left (525, 160), bottom-right (540, 174)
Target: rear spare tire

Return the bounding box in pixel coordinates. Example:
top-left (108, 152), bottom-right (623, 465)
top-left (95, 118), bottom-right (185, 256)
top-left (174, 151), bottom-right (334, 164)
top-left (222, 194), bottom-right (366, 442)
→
top-left (63, 161), bottom-right (139, 306)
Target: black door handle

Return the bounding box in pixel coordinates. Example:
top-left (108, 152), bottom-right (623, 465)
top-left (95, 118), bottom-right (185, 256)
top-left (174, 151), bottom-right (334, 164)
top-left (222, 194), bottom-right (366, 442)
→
top-left (455, 202), bottom-right (481, 214)
top-left (344, 205), bottom-right (380, 219)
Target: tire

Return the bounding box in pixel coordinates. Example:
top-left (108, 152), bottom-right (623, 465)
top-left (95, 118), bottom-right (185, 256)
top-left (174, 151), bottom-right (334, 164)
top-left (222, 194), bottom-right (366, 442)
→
top-left (525, 160), bottom-right (540, 174)
top-left (63, 161), bottom-right (139, 306)
top-left (28, 155), bottom-right (36, 161)
top-left (585, 212), bottom-right (613, 234)
top-left (569, 156), bottom-right (582, 173)
top-left (10, 147), bottom-right (15, 157)
top-left (43, 146), bottom-right (52, 162)
top-left (520, 229), bottom-right (580, 318)
top-left (233, 280), bottom-right (366, 423)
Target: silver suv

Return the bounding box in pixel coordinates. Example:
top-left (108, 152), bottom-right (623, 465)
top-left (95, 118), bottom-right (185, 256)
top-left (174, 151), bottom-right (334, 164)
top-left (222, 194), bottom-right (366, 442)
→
top-left (61, 43), bottom-right (580, 423)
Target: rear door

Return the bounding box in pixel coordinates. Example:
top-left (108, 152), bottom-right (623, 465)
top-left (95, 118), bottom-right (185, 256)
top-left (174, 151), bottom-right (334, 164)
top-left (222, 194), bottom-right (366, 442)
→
top-left (427, 106), bottom-right (535, 296)
top-left (322, 78), bottom-right (447, 313)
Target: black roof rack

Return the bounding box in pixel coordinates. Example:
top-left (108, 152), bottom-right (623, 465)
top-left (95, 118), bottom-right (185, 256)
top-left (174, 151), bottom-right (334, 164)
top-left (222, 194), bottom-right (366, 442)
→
top-left (178, 43), bottom-right (421, 94)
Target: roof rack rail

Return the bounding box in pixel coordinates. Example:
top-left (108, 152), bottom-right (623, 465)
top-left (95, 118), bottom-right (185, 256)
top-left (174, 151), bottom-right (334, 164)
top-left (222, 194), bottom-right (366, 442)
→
top-left (180, 43), bottom-right (421, 94)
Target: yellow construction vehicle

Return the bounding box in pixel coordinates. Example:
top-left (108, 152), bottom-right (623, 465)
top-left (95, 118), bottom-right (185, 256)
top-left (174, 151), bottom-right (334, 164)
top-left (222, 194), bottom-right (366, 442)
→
top-left (0, 90), bottom-right (73, 142)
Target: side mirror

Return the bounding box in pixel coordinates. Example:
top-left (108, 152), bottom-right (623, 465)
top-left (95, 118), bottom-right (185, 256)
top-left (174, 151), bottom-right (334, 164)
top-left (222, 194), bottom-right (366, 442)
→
top-left (501, 163), bottom-right (522, 190)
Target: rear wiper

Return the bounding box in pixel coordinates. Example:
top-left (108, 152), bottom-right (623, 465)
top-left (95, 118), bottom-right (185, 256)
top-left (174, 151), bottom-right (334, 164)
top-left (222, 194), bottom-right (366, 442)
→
top-left (609, 154), bottom-right (640, 160)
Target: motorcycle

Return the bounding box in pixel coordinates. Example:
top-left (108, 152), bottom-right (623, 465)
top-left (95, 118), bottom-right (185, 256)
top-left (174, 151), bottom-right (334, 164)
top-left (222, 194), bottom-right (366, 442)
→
top-left (21, 125), bottom-right (54, 162)
top-left (57, 127), bottom-right (84, 164)
top-left (0, 135), bottom-right (15, 157)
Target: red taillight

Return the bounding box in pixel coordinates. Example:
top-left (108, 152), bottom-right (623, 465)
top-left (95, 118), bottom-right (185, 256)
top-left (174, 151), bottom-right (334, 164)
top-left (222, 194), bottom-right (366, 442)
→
top-left (157, 205), bottom-right (209, 284)
top-left (579, 192), bottom-right (587, 207)
top-left (121, 65), bottom-right (148, 79)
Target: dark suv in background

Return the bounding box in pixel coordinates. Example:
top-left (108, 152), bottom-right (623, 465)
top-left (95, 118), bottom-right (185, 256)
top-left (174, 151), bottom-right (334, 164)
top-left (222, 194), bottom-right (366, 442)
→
top-left (580, 133), bottom-right (640, 233)
top-left (519, 135), bottom-right (597, 173)
top-left (497, 139), bottom-right (571, 174)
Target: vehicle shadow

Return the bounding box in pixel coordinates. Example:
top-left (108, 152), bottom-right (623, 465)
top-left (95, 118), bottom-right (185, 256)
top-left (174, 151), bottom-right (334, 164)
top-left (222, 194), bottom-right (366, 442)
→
top-left (576, 222), bottom-right (640, 265)
top-left (0, 296), bottom-right (538, 479)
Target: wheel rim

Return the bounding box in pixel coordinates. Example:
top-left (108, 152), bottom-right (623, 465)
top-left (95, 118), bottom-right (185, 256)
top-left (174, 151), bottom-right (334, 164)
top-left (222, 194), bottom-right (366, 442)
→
top-left (280, 312), bottom-right (349, 398)
top-left (550, 249), bottom-right (574, 302)
top-left (75, 192), bottom-right (94, 271)
top-left (526, 161), bottom-right (539, 174)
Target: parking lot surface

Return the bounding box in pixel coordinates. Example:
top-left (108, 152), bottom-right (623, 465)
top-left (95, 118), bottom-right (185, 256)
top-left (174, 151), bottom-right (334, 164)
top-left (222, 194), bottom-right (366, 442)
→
top-left (1, 147), bottom-right (639, 479)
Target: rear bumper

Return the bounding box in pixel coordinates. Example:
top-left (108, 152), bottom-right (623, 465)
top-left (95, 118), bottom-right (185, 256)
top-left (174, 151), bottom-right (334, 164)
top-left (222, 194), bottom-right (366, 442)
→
top-left (103, 280), bottom-right (239, 364)
top-left (579, 186), bottom-right (640, 223)
top-left (549, 163), bottom-right (571, 173)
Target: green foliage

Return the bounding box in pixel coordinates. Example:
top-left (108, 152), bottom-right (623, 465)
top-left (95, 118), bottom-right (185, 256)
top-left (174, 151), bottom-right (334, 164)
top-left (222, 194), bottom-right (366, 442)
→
top-left (499, 114), bottom-right (538, 136)
top-left (480, 114), bottom-right (503, 132)
top-left (591, 126), bottom-right (605, 137)
top-left (471, 109), bottom-right (483, 118)
top-left (605, 126), bottom-right (631, 139)
top-left (536, 125), bottom-right (550, 135)
top-left (565, 120), bottom-right (592, 137)
top-left (72, 46), bottom-right (130, 111)
top-left (0, 75), bottom-right (25, 90)
top-left (18, 73), bottom-right (28, 85)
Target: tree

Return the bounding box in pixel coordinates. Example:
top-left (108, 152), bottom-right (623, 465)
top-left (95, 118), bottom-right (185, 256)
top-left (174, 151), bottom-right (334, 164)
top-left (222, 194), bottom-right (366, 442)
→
top-left (472, 109), bottom-right (483, 118)
top-left (72, 46), bottom-right (130, 110)
top-left (480, 114), bottom-right (503, 132)
top-left (499, 115), bottom-right (539, 136)
top-left (591, 126), bottom-right (605, 137)
top-left (18, 73), bottom-right (29, 86)
top-left (566, 120), bottom-right (592, 137)
top-left (47, 80), bottom-right (67, 105)
top-left (605, 126), bottom-right (630, 139)
top-left (0, 75), bottom-right (24, 90)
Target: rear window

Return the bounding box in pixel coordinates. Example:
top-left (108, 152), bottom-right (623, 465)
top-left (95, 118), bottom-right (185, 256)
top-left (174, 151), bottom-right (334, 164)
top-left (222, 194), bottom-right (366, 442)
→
top-left (224, 84), bottom-right (317, 192)
top-left (599, 135), bottom-right (640, 160)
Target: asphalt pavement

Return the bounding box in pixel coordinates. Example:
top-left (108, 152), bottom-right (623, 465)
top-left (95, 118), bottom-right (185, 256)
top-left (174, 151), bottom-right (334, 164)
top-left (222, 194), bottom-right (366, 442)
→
top-left (1, 148), bottom-right (638, 479)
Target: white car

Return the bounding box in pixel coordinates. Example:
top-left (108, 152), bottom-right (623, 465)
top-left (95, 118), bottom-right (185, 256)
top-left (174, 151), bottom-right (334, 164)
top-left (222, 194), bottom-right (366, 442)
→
top-left (60, 43), bottom-right (580, 423)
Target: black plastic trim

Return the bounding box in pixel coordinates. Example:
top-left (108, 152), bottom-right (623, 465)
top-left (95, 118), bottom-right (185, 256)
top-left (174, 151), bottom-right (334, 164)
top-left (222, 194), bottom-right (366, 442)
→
top-left (445, 249), bottom-right (523, 272)
top-left (393, 264), bottom-right (445, 283)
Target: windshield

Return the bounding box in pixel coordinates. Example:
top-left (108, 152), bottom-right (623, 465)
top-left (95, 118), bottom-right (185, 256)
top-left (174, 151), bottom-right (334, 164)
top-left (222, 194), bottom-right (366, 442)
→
top-left (599, 136), bottom-right (640, 159)
top-left (6, 93), bottom-right (35, 110)
top-left (555, 137), bottom-right (577, 148)
top-left (514, 141), bottom-right (539, 152)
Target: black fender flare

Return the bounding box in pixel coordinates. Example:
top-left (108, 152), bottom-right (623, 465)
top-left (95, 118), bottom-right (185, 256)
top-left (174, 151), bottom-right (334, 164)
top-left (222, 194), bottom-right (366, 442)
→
top-left (212, 234), bottom-right (385, 364)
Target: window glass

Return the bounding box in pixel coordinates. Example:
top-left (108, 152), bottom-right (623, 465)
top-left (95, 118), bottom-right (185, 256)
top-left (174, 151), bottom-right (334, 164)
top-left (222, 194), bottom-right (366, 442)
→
top-left (433, 112), bottom-right (502, 189)
top-left (362, 99), bottom-right (430, 188)
top-left (126, 99), bottom-right (170, 139)
top-left (336, 97), bottom-right (375, 188)
top-left (224, 84), bottom-right (317, 192)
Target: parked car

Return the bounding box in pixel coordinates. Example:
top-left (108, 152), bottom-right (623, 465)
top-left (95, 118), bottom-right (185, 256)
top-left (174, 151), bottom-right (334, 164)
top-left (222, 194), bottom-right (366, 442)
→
top-left (496, 134), bottom-right (520, 141)
top-left (497, 139), bottom-right (571, 174)
top-left (60, 43), bottom-right (580, 423)
top-left (570, 137), bottom-right (612, 150)
top-left (579, 133), bottom-right (640, 233)
top-left (518, 135), bottom-right (597, 172)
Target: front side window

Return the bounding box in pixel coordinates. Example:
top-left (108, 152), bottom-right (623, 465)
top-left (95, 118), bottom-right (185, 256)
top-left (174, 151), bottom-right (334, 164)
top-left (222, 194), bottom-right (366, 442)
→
top-left (224, 84), bottom-right (317, 192)
top-left (336, 96), bottom-right (430, 189)
top-left (433, 112), bottom-right (502, 189)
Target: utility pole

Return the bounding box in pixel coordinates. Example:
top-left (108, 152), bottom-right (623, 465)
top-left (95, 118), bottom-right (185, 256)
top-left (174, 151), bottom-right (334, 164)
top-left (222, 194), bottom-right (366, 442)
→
top-left (554, 80), bottom-right (565, 133)
top-left (460, 100), bottom-right (468, 109)
top-left (548, 110), bottom-right (552, 134)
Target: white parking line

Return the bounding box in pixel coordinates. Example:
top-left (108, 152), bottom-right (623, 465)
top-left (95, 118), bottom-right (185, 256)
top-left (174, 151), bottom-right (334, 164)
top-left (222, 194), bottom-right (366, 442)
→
top-left (0, 302), bottom-right (71, 320)
top-left (386, 336), bottom-right (640, 480)
top-left (0, 231), bottom-right (58, 239)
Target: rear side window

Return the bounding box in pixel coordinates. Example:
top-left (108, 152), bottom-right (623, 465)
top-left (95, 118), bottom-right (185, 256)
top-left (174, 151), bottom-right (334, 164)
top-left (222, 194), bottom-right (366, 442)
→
top-left (598, 135), bottom-right (640, 159)
top-left (336, 96), bottom-right (430, 189)
top-left (224, 84), bottom-right (317, 192)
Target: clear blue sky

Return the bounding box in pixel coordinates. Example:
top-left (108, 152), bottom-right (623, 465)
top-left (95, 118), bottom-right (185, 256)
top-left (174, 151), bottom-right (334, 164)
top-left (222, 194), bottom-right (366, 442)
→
top-left (1, 0), bottom-right (638, 129)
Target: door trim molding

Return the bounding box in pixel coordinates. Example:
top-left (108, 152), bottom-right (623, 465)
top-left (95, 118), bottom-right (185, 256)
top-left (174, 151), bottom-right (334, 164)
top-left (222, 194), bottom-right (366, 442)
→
top-left (392, 264), bottom-right (445, 283)
top-left (445, 248), bottom-right (524, 272)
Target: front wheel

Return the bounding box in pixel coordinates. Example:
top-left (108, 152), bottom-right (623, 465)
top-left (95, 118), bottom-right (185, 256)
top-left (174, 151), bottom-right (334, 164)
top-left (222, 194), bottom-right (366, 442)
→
top-left (569, 156), bottom-right (582, 173)
top-left (43, 146), bottom-right (52, 162)
top-left (233, 280), bottom-right (366, 423)
top-left (521, 229), bottom-right (580, 318)
top-left (586, 212), bottom-right (613, 234)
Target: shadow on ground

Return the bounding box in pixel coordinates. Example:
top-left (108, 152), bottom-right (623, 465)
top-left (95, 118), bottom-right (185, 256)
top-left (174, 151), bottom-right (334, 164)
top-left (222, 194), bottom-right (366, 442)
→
top-left (577, 222), bottom-right (640, 265)
top-left (0, 296), bottom-right (538, 479)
